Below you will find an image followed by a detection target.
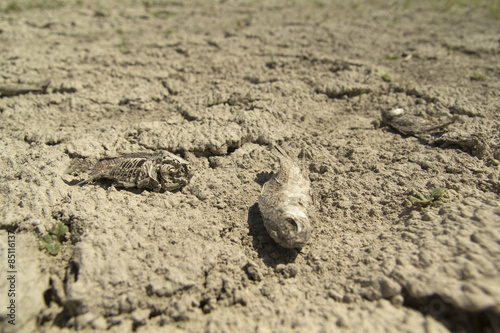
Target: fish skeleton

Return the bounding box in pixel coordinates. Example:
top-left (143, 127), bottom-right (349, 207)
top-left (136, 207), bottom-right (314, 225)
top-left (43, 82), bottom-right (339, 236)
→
top-left (258, 145), bottom-right (313, 249)
top-left (68, 152), bottom-right (191, 192)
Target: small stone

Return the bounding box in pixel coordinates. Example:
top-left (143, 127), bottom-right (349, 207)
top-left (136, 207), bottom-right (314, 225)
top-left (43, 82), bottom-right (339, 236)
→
top-left (421, 212), bottom-right (436, 221)
top-left (130, 308), bottom-right (150, 326)
top-left (244, 261), bottom-right (263, 281)
top-left (327, 290), bottom-right (343, 301)
top-left (215, 201), bottom-right (227, 209)
top-left (343, 294), bottom-right (356, 304)
top-left (118, 294), bottom-right (136, 314)
top-left (276, 263), bottom-right (298, 278)
top-left (309, 173), bottom-right (319, 181)
top-left (91, 316), bottom-right (108, 330)
top-left (202, 298), bottom-right (217, 313)
top-left (371, 119), bottom-right (381, 129)
top-left (309, 163), bottom-right (320, 173)
top-left (208, 156), bottom-right (226, 168)
top-left (391, 294), bottom-right (404, 307)
top-left (319, 164), bottom-right (330, 174)
top-left (36, 225), bottom-right (46, 235)
top-left (284, 264), bottom-right (298, 278)
top-left (379, 277), bottom-right (402, 299)
top-left (75, 312), bottom-right (97, 330)
top-left (336, 316), bottom-right (350, 327)
top-left (438, 206), bottom-right (452, 215)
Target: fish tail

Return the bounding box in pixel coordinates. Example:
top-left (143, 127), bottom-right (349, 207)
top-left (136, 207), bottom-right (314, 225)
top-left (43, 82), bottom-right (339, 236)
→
top-left (65, 158), bottom-right (93, 174)
top-left (270, 143), bottom-right (290, 160)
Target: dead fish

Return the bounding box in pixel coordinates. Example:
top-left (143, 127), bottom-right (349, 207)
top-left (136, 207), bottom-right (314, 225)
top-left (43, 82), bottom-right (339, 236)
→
top-left (0, 79), bottom-right (51, 97)
top-left (67, 152), bottom-right (191, 192)
top-left (258, 145), bottom-right (313, 249)
top-left (381, 108), bottom-right (454, 136)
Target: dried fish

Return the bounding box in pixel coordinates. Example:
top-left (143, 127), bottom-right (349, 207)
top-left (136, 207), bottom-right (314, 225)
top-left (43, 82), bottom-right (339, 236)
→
top-left (0, 79), bottom-right (50, 97)
top-left (68, 152), bottom-right (191, 192)
top-left (258, 145), bottom-right (313, 249)
top-left (381, 108), bottom-right (454, 136)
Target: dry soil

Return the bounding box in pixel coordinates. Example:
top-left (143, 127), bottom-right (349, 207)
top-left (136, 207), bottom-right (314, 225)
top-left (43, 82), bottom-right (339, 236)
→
top-left (1, 1), bottom-right (500, 332)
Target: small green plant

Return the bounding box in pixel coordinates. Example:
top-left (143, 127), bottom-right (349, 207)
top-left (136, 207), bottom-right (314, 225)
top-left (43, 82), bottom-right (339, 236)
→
top-left (164, 28), bottom-right (176, 37)
top-left (40, 222), bottom-right (69, 256)
top-left (207, 96), bottom-right (224, 107)
top-left (151, 10), bottom-right (175, 19)
top-left (386, 53), bottom-right (401, 60)
top-left (358, 90), bottom-right (365, 101)
top-left (141, 0), bottom-right (152, 9)
top-left (235, 20), bottom-right (243, 31)
top-left (409, 187), bottom-right (446, 207)
top-left (470, 72), bottom-right (488, 81)
top-left (313, 0), bottom-right (326, 8)
top-left (375, 68), bottom-right (392, 82)
top-left (2, 1), bottom-right (21, 13)
top-left (488, 1), bottom-right (500, 18)
top-left (446, 45), bottom-right (455, 56)
top-left (116, 39), bottom-right (131, 54)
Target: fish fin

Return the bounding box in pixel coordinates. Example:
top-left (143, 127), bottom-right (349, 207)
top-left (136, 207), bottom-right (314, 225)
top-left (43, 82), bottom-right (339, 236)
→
top-left (270, 144), bottom-right (290, 160)
top-left (77, 178), bottom-right (92, 185)
top-left (66, 158), bottom-right (92, 174)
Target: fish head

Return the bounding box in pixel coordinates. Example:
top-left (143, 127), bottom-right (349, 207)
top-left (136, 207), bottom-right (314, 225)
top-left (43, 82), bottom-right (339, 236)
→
top-left (269, 205), bottom-right (311, 249)
top-left (158, 154), bottom-right (192, 189)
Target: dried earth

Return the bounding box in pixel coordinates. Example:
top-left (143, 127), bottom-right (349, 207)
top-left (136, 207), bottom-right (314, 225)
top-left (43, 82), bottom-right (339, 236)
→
top-left (1, 0), bottom-right (500, 332)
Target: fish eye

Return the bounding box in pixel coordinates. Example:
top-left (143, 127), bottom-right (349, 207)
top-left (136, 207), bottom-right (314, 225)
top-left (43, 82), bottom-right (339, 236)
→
top-left (285, 218), bottom-right (297, 231)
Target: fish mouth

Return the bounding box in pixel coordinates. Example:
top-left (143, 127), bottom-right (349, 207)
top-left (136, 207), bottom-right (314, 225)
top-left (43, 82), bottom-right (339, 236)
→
top-left (264, 205), bottom-right (311, 249)
top-left (277, 217), bottom-right (310, 249)
top-left (285, 218), bottom-right (298, 232)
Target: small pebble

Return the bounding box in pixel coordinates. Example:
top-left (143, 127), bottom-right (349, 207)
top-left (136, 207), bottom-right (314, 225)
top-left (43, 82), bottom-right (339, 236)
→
top-left (343, 294), bottom-right (356, 304)
top-left (336, 316), bottom-right (350, 327)
top-left (391, 294), bottom-right (404, 307)
top-left (378, 277), bottom-right (401, 299)
top-left (327, 290), bottom-right (343, 301)
top-left (244, 261), bottom-right (263, 281)
top-left (35, 225), bottom-right (46, 235)
top-left (421, 212), bottom-right (436, 221)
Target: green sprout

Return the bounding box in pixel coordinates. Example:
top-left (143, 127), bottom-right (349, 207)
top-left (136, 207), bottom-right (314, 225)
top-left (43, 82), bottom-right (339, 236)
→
top-left (151, 10), bottom-right (175, 19)
top-left (375, 68), bottom-right (392, 82)
top-left (206, 95), bottom-right (225, 107)
top-left (386, 53), bottom-right (401, 60)
top-left (313, 0), bottom-right (326, 8)
top-left (164, 28), bottom-right (176, 37)
top-left (116, 39), bottom-right (131, 54)
top-left (3, 1), bottom-right (21, 13)
top-left (470, 72), bottom-right (488, 81)
top-left (446, 45), bottom-right (455, 56)
top-left (409, 187), bottom-right (446, 207)
top-left (235, 20), bottom-right (243, 31)
top-left (40, 222), bottom-right (69, 256)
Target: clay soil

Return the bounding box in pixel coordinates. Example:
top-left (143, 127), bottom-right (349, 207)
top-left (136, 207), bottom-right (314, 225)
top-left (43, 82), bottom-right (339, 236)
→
top-left (1, 0), bottom-right (500, 332)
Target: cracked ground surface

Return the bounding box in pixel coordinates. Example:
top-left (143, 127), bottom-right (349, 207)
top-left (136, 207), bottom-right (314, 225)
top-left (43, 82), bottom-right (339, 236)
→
top-left (1, 0), bottom-right (499, 332)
